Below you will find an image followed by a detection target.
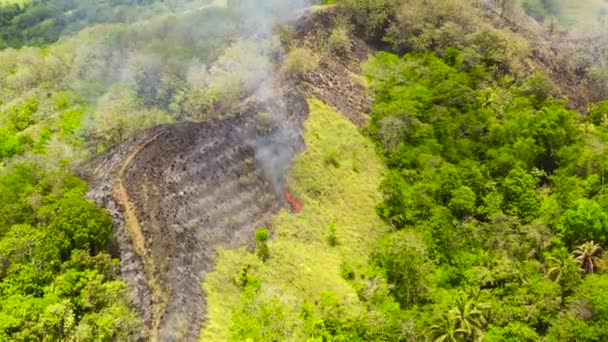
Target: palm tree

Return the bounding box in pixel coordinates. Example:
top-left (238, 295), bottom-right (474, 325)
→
top-left (546, 248), bottom-right (575, 282)
top-left (429, 313), bottom-right (467, 342)
top-left (450, 294), bottom-right (487, 341)
top-left (573, 241), bottom-right (604, 274)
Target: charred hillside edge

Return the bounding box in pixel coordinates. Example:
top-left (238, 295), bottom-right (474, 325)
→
top-left (86, 90), bottom-right (309, 341)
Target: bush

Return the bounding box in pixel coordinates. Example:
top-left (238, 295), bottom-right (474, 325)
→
top-left (282, 47), bottom-right (318, 79)
top-left (255, 228), bottom-right (269, 243)
top-left (326, 17), bottom-right (353, 57)
top-left (502, 167), bottom-right (541, 223)
top-left (255, 228), bottom-right (270, 261)
top-left (342, 0), bottom-right (396, 39)
top-left (327, 27), bottom-right (352, 56)
top-left (340, 261), bottom-right (355, 280)
top-left (327, 221), bottom-right (338, 247)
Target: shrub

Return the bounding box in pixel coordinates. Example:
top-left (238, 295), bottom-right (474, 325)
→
top-left (342, 0), bottom-right (396, 40)
top-left (327, 221), bottom-right (338, 247)
top-left (340, 261), bottom-right (355, 280)
top-left (255, 228), bottom-right (269, 243)
top-left (327, 27), bottom-right (352, 56)
top-left (589, 101), bottom-right (608, 126)
top-left (326, 17), bottom-right (353, 56)
top-left (325, 148), bottom-right (341, 168)
top-left (282, 47), bottom-right (318, 79)
top-left (255, 228), bottom-right (270, 261)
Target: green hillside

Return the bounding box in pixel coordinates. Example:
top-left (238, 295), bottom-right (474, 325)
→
top-left (0, 0), bottom-right (607, 340)
top-left (203, 99), bottom-right (390, 340)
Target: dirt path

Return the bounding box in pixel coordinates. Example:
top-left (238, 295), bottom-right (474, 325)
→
top-left (112, 132), bottom-right (167, 342)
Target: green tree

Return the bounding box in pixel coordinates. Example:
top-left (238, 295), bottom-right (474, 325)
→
top-left (502, 167), bottom-right (541, 222)
top-left (39, 193), bottom-right (113, 259)
top-left (558, 199), bottom-right (608, 247)
top-left (448, 186), bottom-right (477, 218)
top-left (485, 321), bottom-right (540, 342)
top-left (342, 0), bottom-right (396, 39)
top-left (450, 293), bottom-right (488, 340)
top-left (546, 248), bottom-right (578, 283)
top-left (429, 313), bottom-right (467, 342)
top-left (372, 231), bottom-right (433, 307)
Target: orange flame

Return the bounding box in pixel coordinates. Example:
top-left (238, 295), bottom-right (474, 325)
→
top-left (284, 186), bottom-right (302, 213)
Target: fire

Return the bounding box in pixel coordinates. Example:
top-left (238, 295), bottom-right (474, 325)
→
top-left (284, 186), bottom-right (302, 213)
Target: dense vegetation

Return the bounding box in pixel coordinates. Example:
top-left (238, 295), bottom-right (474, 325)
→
top-left (0, 0), bottom-right (196, 49)
top-left (1, 0), bottom-right (608, 340)
top-left (364, 49), bottom-right (608, 341)
top-left (0, 1), bottom-right (312, 339)
top-left (0, 99), bottom-right (145, 338)
top-left (204, 1), bottom-right (608, 341)
top-left (213, 51), bottom-right (608, 341)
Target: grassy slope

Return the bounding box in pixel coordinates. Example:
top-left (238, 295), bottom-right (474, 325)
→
top-left (201, 99), bottom-right (389, 340)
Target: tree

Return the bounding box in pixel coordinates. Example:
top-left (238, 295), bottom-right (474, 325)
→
top-left (342, 0), bottom-right (396, 39)
top-left (429, 313), bottom-right (467, 342)
top-left (485, 321), bottom-right (540, 341)
top-left (573, 242), bottom-right (604, 274)
top-left (558, 199), bottom-right (608, 247)
top-left (546, 248), bottom-right (577, 283)
top-left (502, 167), bottom-right (541, 222)
top-left (450, 293), bottom-right (488, 340)
top-left (372, 231), bottom-right (433, 307)
top-left (448, 186), bottom-right (477, 218)
top-left (545, 247), bottom-right (581, 299)
top-left (40, 193), bottom-right (113, 259)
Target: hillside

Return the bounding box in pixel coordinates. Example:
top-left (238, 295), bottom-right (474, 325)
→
top-left (0, 0), bottom-right (607, 341)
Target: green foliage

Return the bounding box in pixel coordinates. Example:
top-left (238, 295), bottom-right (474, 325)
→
top-left (327, 221), bottom-right (338, 247)
top-left (327, 27), bottom-right (352, 56)
top-left (339, 261), bottom-right (355, 280)
top-left (547, 274), bottom-right (608, 341)
top-left (342, 0), bottom-right (396, 39)
top-left (486, 321), bottom-right (541, 342)
top-left (254, 228), bottom-right (269, 243)
top-left (448, 185), bottom-right (477, 218)
top-left (502, 167), bottom-right (541, 222)
top-left (544, 247), bottom-right (581, 295)
top-left (0, 164), bottom-right (146, 340)
top-left (364, 47), bottom-right (608, 340)
top-left (282, 47), bottom-right (319, 79)
top-left (589, 101), bottom-right (608, 126)
top-left (559, 199), bottom-right (608, 247)
top-left (372, 230), bottom-right (433, 307)
top-left (255, 228), bottom-right (270, 262)
top-left (0, 0), bottom-right (172, 49)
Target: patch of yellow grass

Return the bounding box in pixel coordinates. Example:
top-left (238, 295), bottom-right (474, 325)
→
top-left (200, 99), bottom-right (388, 340)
